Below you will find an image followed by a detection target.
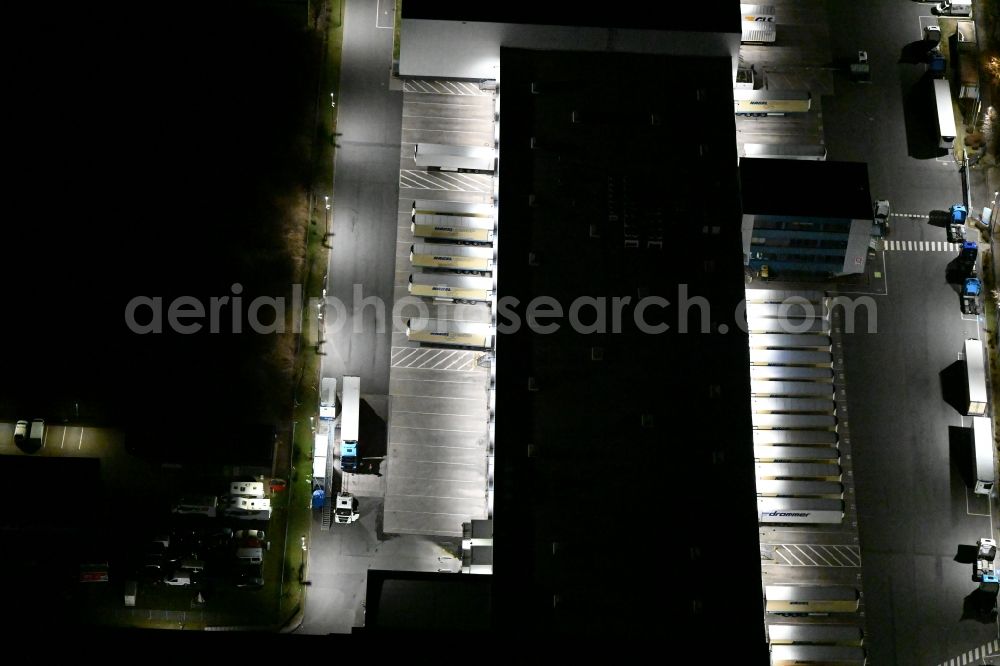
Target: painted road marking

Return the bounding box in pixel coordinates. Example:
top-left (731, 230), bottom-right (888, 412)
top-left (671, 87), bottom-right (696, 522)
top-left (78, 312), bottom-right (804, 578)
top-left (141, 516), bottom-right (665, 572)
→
top-left (883, 240), bottom-right (962, 252)
top-left (61, 427), bottom-right (67, 449)
top-left (936, 639), bottom-right (999, 666)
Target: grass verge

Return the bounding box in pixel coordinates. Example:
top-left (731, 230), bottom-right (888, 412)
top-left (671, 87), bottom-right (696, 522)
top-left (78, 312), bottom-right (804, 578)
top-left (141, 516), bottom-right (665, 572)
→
top-left (276, 0), bottom-right (344, 627)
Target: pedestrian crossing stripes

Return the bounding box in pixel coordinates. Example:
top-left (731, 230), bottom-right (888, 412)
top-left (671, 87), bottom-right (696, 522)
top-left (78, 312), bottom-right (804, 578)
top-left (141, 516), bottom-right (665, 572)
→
top-left (391, 345), bottom-right (482, 372)
top-left (889, 212), bottom-right (930, 219)
top-left (883, 240), bottom-right (962, 252)
top-left (399, 169), bottom-right (493, 193)
top-left (936, 639), bottom-right (999, 666)
top-left (761, 544), bottom-right (861, 567)
top-left (403, 79), bottom-right (491, 96)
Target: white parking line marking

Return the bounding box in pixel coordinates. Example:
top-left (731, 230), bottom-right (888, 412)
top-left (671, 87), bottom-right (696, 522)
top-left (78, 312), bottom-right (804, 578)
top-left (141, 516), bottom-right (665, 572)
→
top-left (61, 427), bottom-right (67, 449)
top-left (78, 428), bottom-right (84, 450)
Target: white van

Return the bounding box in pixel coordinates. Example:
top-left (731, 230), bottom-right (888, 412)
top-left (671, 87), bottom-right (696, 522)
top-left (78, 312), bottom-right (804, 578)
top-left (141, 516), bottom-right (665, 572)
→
top-left (162, 570), bottom-right (193, 586)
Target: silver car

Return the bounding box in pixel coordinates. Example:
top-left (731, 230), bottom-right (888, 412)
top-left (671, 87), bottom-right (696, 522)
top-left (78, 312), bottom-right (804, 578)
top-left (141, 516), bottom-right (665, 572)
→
top-left (13, 420), bottom-right (27, 445)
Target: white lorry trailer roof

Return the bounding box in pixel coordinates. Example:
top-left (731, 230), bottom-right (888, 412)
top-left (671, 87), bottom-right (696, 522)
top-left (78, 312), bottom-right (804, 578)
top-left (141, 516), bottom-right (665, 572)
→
top-left (753, 430), bottom-right (838, 445)
top-left (408, 273), bottom-right (495, 302)
top-left (414, 143), bottom-right (496, 171)
top-left (749, 350), bottom-right (832, 366)
top-left (750, 381), bottom-right (834, 397)
top-left (752, 397), bottom-right (836, 413)
top-left (410, 243), bottom-right (495, 271)
top-left (758, 497), bottom-right (844, 524)
top-left (313, 431), bottom-right (330, 479)
top-left (749, 366), bottom-right (833, 381)
top-left (755, 480), bottom-right (844, 498)
top-left (769, 645), bottom-right (867, 666)
top-left (972, 416), bottom-right (995, 492)
top-left (406, 319), bottom-right (494, 349)
top-left (341, 376), bottom-right (360, 443)
top-left (411, 199), bottom-right (495, 218)
top-left (748, 334), bottom-right (831, 349)
top-left (754, 446), bottom-right (839, 462)
top-left (751, 413), bottom-right (837, 429)
top-left (742, 143), bottom-right (827, 161)
top-left (320, 377), bottom-right (337, 420)
top-left (767, 622), bottom-right (864, 646)
top-left (965, 338), bottom-right (988, 413)
top-left (756, 462), bottom-right (842, 481)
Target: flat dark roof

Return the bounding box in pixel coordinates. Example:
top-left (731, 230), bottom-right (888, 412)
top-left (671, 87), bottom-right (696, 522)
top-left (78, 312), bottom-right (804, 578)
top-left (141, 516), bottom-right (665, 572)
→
top-left (364, 570), bottom-right (492, 632)
top-left (0, 455), bottom-right (101, 532)
top-left (402, 1), bottom-right (740, 35)
top-left (492, 46), bottom-right (766, 649)
top-left (740, 158), bottom-right (873, 219)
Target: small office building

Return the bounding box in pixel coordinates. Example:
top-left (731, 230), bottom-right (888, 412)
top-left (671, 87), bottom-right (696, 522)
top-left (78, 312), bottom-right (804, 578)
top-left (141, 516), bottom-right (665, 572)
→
top-left (740, 158), bottom-right (874, 277)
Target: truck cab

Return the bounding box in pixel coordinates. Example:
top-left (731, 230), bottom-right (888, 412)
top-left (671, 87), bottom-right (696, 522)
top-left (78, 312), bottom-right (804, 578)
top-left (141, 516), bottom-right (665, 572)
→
top-left (873, 199), bottom-right (890, 238)
top-left (334, 492), bottom-right (360, 524)
top-left (342, 442), bottom-right (359, 473)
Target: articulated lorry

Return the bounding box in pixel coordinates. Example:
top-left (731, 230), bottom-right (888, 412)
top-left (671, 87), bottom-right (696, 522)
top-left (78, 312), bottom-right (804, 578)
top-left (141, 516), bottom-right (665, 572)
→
top-left (963, 339), bottom-right (988, 416)
top-left (341, 376), bottom-right (360, 473)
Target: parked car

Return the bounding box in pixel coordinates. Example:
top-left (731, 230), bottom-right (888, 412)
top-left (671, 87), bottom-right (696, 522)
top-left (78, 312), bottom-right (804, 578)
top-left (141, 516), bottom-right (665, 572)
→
top-left (28, 419), bottom-right (44, 449)
top-left (13, 421), bottom-right (28, 445)
top-left (162, 570), bottom-right (194, 586)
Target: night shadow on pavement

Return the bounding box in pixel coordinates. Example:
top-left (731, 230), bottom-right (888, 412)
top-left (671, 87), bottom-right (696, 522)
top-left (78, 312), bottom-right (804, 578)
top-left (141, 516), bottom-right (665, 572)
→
top-left (955, 543), bottom-right (979, 565)
top-left (961, 588), bottom-right (999, 624)
top-left (358, 399), bottom-right (386, 476)
top-left (940, 362), bottom-right (971, 416)
top-left (947, 424), bottom-right (975, 490)
top-left (928, 209), bottom-right (951, 229)
top-left (898, 40), bottom-right (937, 65)
top-left (901, 73), bottom-right (944, 160)
top-left (945, 256), bottom-right (970, 287)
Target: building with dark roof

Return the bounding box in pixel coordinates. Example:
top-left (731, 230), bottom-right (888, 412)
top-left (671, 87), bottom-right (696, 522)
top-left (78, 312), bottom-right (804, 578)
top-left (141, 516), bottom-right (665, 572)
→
top-left (487, 46), bottom-right (764, 644)
top-left (740, 158), bottom-right (874, 276)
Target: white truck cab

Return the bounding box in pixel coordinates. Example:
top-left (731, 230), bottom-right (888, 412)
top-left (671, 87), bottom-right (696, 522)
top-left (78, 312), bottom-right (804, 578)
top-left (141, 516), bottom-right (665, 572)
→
top-left (334, 492), bottom-right (360, 524)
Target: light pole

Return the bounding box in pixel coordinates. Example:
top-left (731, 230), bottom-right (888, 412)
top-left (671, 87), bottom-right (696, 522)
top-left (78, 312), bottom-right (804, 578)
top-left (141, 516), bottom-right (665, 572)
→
top-left (324, 195), bottom-right (331, 245)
